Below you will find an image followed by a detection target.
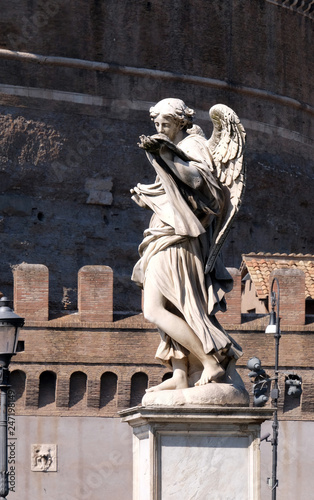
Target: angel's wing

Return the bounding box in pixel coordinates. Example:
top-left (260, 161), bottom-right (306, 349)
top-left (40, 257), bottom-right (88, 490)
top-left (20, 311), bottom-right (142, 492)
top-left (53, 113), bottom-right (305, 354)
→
top-left (205, 104), bottom-right (246, 273)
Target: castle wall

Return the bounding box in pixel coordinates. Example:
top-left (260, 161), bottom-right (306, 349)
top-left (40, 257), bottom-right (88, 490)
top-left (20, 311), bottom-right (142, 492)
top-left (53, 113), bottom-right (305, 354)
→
top-left (4, 261), bottom-right (314, 500)
top-left (0, 0), bottom-right (313, 313)
top-left (8, 263), bottom-right (314, 421)
top-left (0, 2), bottom-right (313, 498)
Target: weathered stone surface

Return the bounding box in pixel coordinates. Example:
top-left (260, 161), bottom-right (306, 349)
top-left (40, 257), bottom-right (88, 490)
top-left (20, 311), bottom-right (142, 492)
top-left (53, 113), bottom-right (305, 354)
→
top-left (31, 444), bottom-right (57, 472)
top-left (0, 194), bottom-right (33, 216)
top-left (121, 406), bottom-right (271, 500)
top-left (85, 177), bottom-right (113, 205)
top-left (142, 360), bottom-right (250, 407)
top-left (0, 0), bottom-right (312, 316)
top-left (142, 383), bottom-right (249, 407)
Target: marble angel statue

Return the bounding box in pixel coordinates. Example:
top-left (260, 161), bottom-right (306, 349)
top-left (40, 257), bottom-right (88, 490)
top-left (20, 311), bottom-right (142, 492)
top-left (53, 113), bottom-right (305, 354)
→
top-left (131, 98), bottom-right (246, 392)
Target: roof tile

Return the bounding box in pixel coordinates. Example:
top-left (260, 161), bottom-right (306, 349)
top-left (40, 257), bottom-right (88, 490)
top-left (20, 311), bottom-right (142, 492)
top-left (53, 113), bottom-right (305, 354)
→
top-left (241, 253), bottom-right (314, 300)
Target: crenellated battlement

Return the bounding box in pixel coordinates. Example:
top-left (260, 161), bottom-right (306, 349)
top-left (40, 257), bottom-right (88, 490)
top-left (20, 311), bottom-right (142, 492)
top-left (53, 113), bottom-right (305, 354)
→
top-left (10, 262), bottom-right (310, 328)
top-left (13, 263), bottom-right (114, 324)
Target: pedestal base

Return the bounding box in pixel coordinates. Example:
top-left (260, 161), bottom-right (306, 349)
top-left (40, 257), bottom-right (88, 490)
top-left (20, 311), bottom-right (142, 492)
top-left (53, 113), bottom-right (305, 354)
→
top-left (120, 406), bottom-right (272, 500)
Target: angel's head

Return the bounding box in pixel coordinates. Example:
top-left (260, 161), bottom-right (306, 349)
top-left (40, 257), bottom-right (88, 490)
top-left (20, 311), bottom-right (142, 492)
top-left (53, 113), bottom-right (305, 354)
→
top-left (149, 98), bottom-right (195, 140)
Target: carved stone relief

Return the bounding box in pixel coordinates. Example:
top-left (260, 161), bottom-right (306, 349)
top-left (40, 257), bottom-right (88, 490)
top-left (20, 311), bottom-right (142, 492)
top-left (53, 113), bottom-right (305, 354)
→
top-left (31, 444), bottom-right (57, 472)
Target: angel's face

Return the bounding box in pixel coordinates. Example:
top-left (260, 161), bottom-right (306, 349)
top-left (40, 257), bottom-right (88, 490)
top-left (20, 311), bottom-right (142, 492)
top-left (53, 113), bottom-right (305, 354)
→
top-left (153, 115), bottom-right (181, 142)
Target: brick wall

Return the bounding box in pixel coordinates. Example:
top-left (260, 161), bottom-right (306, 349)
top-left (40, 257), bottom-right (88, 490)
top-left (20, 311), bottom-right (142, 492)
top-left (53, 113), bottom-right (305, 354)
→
top-left (78, 265), bottom-right (113, 322)
top-left (11, 263), bottom-right (310, 329)
top-left (13, 263), bottom-right (49, 321)
top-left (6, 263), bottom-right (314, 420)
top-left (270, 269), bottom-right (306, 327)
top-left (9, 363), bottom-right (169, 417)
top-left (9, 326), bottom-right (314, 419)
top-left (216, 268), bottom-right (242, 326)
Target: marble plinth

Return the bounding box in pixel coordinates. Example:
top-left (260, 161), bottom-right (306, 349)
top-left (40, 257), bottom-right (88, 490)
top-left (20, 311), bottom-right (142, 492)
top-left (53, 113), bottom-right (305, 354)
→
top-left (120, 406), bottom-right (272, 500)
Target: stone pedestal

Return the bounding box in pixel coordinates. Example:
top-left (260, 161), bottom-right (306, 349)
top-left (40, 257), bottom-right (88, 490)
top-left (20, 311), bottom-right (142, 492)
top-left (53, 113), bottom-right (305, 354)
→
top-left (120, 406), bottom-right (272, 500)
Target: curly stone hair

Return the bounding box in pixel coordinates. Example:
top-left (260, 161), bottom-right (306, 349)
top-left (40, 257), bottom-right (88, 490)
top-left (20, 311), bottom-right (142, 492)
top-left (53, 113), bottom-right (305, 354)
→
top-left (149, 98), bottom-right (195, 131)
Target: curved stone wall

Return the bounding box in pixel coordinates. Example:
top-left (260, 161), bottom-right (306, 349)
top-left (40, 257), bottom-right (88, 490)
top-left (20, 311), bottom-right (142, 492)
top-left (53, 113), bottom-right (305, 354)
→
top-left (0, 0), bottom-right (313, 313)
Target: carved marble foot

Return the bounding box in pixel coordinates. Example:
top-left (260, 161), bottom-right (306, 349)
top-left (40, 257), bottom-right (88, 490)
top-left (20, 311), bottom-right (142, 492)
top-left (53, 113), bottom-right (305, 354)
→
top-left (146, 372), bottom-right (188, 392)
top-left (194, 365), bottom-right (225, 386)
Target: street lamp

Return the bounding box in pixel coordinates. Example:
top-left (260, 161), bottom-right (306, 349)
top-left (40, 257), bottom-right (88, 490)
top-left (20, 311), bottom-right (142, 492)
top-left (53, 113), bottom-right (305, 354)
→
top-left (265, 278), bottom-right (281, 500)
top-left (248, 278), bottom-right (302, 498)
top-left (0, 297), bottom-right (24, 499)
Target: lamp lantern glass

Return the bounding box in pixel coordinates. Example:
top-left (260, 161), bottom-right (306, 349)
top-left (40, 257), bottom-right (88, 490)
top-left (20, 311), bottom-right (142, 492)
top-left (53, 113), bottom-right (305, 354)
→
top-left (265, 312), bottom-right (277, 334)
top-left (0, 297), bottom-right (24, 357)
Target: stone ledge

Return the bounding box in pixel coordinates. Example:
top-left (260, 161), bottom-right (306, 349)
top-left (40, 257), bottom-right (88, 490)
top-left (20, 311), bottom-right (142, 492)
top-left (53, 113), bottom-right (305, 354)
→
top-left (22, 313), bottom-right (155, 330)
top-left (20, 314), bottom-right (314, 332)
top-left (120, 405), bottom-right (273, 426)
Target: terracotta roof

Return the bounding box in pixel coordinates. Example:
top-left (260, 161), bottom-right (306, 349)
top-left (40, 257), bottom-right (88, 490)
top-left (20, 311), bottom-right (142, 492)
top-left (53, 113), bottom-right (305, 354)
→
top-left (240, 253), bottom-right (314, 300)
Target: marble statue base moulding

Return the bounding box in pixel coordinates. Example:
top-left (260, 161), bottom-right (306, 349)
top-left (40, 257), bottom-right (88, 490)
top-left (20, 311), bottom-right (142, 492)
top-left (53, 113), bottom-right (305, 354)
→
top-left (120, 406), bottom-right (273, 500)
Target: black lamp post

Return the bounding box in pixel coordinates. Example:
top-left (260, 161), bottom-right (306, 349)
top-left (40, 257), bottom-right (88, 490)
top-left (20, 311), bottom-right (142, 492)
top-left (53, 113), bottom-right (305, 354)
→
top-left (0, 297), bottom-right (24, 499)
top-left (265, 278), bottom-right (281, 500)
top-left (248, 278), bottom-right (302, 498)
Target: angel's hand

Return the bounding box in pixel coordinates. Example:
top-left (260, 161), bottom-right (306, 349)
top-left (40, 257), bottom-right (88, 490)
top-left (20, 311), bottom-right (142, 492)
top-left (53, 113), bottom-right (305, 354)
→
top-left (138, 135), bottom-right (161, 153)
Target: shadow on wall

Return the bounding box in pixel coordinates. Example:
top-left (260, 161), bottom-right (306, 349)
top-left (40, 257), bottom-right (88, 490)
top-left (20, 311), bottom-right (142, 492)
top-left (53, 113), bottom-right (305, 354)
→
top-left (100, 372), bottom-right (117, 408)
top-left (39, 371), bottom-right (56, 408)
top-left (130, 372), bottom-right (148, 407)
top-left (69, 371), bottom-right (87, 407)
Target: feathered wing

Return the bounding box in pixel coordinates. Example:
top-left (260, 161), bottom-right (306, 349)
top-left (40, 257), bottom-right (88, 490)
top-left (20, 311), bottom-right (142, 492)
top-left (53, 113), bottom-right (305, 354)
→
top-left (205, 104), bottom-right (246, 273)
